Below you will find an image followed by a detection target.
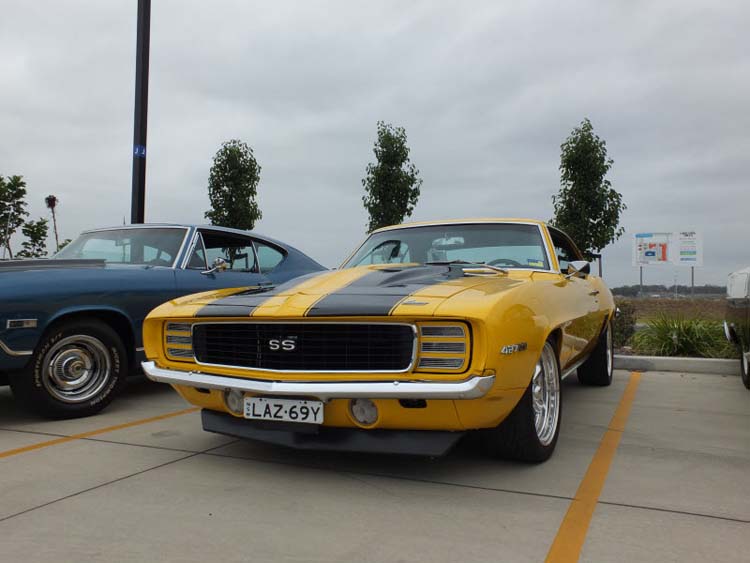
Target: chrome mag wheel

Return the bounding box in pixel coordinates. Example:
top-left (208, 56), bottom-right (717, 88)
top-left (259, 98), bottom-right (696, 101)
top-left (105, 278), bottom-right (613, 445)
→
top-left (532, 342), bottom-right (561, 446)
top-left (606, 323), bottom-right (613, 377)
top-left (41, 335), bottom-right (112, 403)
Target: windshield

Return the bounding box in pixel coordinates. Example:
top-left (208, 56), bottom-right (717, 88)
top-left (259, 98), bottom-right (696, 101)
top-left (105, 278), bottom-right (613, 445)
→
top-left (343, 223), bottom-right (550, 270)
top-left (54, 227), bottom-right (188, 267)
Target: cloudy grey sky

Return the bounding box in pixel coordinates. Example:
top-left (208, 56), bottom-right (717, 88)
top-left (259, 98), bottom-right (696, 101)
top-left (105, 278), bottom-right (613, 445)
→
top-left (0, 1), bottom-right (747, 286)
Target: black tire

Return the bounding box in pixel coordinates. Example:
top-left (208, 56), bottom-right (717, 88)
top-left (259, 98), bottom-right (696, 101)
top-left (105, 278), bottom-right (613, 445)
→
top-left (577, 320), bottom-right (614, 387)
top-left (9, 319), bottom-right (127, 419)
top-left (741, 351), bottom-right (750, 391)
top-left (480, 340), bottom-right (562, 463)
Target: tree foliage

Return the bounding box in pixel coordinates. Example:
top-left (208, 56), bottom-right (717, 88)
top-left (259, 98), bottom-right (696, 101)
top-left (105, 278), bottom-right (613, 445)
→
top-left (551, 118), bottom-right (626, 259)
top-left (205, 139), bottom-right (262, 231)
top-left (17, 218), bottom-right (48, 258)
top-left (362, 121), bottom-right (422, 232)
top-left (0, 175), bottom-right (29, 258)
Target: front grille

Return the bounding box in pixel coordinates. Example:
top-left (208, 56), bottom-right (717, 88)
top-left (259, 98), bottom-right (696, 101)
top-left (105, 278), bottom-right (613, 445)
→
top-left (418, 357), bottom-right (465, 369)
top-left (192, 323), bottom-right (415, 372)
top-left (168, 347), bottom-right (194, 358)
top-left (421, 341), bottom-right (466, 353)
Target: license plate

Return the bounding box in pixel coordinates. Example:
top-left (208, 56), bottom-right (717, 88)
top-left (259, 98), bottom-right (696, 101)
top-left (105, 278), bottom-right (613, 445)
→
top-left (243, 397), bottom-right (324, 425)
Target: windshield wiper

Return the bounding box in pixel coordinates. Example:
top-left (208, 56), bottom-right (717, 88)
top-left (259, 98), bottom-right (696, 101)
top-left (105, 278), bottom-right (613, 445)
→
top-left (424, 260), bottom-right (508, 275)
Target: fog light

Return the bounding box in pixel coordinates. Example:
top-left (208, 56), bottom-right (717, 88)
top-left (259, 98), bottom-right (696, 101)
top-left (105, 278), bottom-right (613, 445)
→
top-left (350, 398), bottom-right (378, 426)
top-left (224, 389), bottom-right (244, 415)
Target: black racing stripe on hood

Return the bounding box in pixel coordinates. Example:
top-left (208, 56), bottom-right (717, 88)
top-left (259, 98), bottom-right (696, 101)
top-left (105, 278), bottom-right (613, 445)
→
top-left (306, 265), bottom-right (458, 317)
top-left (194, 286), bottom-right (278, 318)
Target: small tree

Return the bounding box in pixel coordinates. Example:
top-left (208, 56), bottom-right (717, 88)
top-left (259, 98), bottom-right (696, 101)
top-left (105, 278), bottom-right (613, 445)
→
top-left (17, 218), bottom-right (48, 258)
top-left (551, 118), bottom-right (626, 259)
top-left (362, 121), bottom-right (423, 232)
top-left (57, 238), bottom-right (72, 252)
top-left (205, 140), bottom-right (262, 231)
top-left (0, 175), bottom-right (29, 259)
top-left (45, 195), bottom-right (60, 250)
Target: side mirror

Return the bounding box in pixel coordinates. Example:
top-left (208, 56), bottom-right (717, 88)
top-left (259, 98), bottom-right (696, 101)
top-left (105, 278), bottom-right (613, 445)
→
top-left (201, 257), bottom-right (228, 275)
top-left (565, 260), bottom-right (590, 279)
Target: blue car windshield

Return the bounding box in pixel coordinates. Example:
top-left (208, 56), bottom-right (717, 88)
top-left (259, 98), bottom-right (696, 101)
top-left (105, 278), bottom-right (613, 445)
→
top-left (54, 227), bottom-right (188, 267)
top-left (343, 223), bottom-right (550, 270)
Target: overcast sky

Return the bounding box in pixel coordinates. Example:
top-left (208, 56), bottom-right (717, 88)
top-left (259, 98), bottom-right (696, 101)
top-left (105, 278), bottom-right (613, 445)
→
top-left (0, 1), bottom-right (747, 286)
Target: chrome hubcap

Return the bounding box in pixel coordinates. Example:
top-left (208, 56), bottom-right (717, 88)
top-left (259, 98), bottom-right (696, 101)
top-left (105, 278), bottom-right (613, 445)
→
top-left (532, 343), bottom-right (560, 446)
top-left (606, 324), bottom-right (613, 378)
top-left (42, 335), bottom-right (112, 403)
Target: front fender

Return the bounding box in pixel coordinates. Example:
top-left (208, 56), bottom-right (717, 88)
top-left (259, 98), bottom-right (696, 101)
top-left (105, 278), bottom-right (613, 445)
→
top-left (0, 305), bottom-right (137, 373)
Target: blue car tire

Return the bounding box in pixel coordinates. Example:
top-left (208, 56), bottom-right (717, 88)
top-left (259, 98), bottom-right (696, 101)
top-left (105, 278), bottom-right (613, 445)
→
top-left (9, 319), bottom-right (127, 418)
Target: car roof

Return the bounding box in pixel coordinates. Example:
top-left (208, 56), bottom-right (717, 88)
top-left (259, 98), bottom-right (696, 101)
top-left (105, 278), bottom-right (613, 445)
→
top-left (370, 218), bottom-right (547, 234)
top-left (80, 223), bottom-right (289, 248)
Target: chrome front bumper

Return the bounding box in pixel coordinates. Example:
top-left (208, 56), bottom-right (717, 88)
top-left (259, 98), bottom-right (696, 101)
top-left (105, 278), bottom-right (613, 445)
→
top-left (141, 361), bottom-right (495, 400)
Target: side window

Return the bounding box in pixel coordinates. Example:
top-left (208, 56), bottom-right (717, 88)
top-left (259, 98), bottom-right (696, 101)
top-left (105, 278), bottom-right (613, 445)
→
top-left (255, 241), bottom-right (286, 273)
top-left (549, 230), bottom-right (579, 273)
top-left (199, 231), bottom-right (258, 273)
top-left (186, 235), bottom-right (208, 270)
top-left (356, 240), bottom-right (411, 265)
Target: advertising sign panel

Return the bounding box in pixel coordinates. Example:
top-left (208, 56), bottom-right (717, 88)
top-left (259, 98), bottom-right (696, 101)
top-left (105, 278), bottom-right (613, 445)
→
top-left (633, 231), bottom-right (702, 267)
top-left (675, 231), bottom-right (703, 267)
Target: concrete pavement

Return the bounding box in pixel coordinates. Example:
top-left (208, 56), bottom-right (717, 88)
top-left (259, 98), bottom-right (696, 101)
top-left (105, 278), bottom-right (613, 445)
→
top-left (0, 371), bottom-right (748, 562)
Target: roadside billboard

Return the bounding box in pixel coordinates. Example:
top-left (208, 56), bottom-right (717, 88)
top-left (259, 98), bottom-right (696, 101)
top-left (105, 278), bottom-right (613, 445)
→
top-left (633, 231), bottom-right (702, 267)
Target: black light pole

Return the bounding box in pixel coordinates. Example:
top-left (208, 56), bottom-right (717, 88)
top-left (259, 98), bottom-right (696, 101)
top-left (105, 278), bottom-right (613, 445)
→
top-left (131, 0), bottom-right (151, 224)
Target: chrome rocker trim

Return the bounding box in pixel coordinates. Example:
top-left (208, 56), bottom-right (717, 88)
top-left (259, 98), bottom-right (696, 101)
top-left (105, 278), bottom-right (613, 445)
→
top-left (141, 361), bottom-right (495, 400)
top-left (0, 339), bottom-right (33, 357)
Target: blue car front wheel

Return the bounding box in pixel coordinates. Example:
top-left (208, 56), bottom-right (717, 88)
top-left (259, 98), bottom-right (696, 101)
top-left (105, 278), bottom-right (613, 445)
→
top-left (10, 319), bottom-right (127, 419)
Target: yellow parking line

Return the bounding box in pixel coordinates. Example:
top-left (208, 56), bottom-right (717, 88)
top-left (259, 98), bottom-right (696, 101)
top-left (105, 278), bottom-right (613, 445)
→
top-left (0, 406), bottom-right (199, 460)
top-left (545, 372), bottom-right (642, 563)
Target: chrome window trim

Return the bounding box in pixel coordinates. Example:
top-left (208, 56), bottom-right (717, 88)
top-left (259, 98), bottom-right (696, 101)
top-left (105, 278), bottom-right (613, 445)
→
top-left (339, 221), bottom-right (557, 274)
top-left (0, 339), bottom-right (33, 356)
top-left (142, 360), bottom-right (495, 400)
top-left (179, 231), bottom-right (207, 270)
top-left (188, 321), bottom-right (419, 374)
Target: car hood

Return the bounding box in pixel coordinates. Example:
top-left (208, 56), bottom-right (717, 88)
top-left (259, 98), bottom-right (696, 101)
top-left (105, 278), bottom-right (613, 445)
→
top-left (173, 264), bottom-right (527, 318)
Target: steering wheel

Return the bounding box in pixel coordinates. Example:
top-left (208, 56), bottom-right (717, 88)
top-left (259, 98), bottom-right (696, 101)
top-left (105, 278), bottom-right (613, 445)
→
top-left (488, 258), bottom-right (523, 267)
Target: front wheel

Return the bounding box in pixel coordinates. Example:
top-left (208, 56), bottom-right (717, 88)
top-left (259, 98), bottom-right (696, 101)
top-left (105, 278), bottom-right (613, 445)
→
top-left (741, 351), bottom-right (750, 391)
top-left (481, 340), bottom-right (562, 462)
top-left (10, 319), bottom-right (127, 418)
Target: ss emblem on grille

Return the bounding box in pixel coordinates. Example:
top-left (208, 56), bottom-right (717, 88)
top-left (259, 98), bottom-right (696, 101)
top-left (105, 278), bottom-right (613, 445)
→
top-left (268, 338), bottom-right (297, 351)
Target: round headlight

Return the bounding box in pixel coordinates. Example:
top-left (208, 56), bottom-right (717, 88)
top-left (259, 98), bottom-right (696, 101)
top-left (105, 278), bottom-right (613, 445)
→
top-left (350, 398), bottom-right (378, 426)
top-left (224, 389), bottom-right (244, 415)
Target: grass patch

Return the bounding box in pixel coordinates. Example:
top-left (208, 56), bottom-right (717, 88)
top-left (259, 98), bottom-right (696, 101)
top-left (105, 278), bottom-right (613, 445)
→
top-left (632, 316), bottom-right (738, 359)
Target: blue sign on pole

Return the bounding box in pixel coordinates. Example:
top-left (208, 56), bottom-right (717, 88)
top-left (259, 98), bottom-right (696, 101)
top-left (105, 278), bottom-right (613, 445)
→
top-left (134, 145), bottom-right (147, 158)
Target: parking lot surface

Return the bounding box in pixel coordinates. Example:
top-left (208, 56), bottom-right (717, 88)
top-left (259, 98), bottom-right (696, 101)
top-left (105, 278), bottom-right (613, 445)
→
top-left (1, 370), bottom-right (748, 562)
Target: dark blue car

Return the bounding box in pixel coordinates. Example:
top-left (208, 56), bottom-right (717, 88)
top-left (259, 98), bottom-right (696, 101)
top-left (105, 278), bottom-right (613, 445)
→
top-left (0, 224), bottom-right (325, 418)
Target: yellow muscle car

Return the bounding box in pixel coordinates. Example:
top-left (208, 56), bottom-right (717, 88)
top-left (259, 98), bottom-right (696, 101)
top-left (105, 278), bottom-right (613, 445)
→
top-left (142, 219), bottom-right (615, 462)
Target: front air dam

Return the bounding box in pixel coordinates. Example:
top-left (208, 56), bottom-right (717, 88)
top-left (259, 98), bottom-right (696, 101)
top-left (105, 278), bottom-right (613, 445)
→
top-left (202, 410), bottom-right (465, 457)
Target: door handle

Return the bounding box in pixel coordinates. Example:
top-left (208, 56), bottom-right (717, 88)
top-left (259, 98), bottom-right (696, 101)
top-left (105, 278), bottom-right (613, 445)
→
top-left (589, 290), bottom-right (600, 296)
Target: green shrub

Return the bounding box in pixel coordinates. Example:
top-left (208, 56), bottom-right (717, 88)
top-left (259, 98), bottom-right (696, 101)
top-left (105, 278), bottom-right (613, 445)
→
top-left (632, 315), bottom-right (738, 358)
top-left (613, 299), bottom-right (636, 347)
